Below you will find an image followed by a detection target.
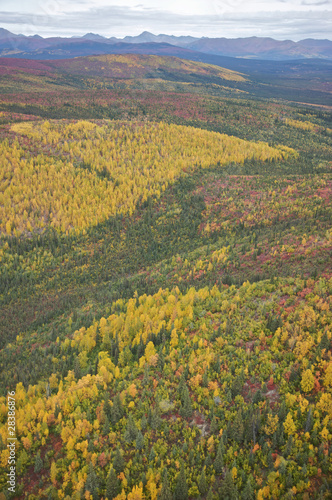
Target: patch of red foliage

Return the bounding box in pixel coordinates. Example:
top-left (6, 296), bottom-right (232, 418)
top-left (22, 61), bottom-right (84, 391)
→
top-left (0, 57), bottom-right (55, 74)
top-left (192, 412), bottom-right (205, 426)
top-left (15, 435), bottom-right (63, 499)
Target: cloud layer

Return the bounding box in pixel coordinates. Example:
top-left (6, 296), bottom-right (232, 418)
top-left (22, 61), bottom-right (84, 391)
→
top-left (0, 1), bottom-right (331, 40)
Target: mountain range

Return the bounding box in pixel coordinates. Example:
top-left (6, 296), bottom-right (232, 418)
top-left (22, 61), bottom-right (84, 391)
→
top-left (1, 28), bottom-right (332, 61)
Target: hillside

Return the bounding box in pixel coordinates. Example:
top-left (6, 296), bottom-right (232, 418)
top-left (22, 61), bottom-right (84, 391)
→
top-left (0, 54), bottom-right (247, 95)
top-left (0, 53), bottom-right (331, 499)
top-left (49, 54), bottom-right (247, 82)
top-left (0, 51), bottom-right (331, 106)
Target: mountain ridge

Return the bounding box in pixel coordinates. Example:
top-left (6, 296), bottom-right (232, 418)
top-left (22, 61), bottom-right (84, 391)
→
top-left (0, 28), bottom-right (331, 61)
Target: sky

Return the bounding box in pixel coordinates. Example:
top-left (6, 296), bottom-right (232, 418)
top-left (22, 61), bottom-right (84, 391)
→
top-left (0, 0), bottom-right (331, 41)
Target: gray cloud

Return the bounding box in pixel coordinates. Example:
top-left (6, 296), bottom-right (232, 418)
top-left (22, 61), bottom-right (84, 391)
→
top-left (0, 4), bottom-right (331, 40)
top-left (302, 0), bottom-right (331, 5)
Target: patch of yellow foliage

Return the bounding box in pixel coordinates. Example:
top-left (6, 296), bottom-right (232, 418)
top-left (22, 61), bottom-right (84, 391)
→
top-left (2, 119), bottom-right (296, 235)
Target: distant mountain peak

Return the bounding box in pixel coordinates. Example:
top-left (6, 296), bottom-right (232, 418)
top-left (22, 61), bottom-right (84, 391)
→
top-left (123, 32), bottom-right (157, 43)
top-left (0, 28), bottom-right (15, 38)
top-left (82, 32), bottom-right (106, 40)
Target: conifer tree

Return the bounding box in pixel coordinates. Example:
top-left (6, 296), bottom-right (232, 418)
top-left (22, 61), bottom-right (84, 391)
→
top-left (54, 403), bottom-right (60, 419)
top-left (210, 414), bottom-right (219, 434)
top-left (181, 387), bottom-right (192, 418)
top-left (198, 468), bottom-right (208, 496)
top-left (232, 409), bottom-right (244, 443)
top-left (242, 478), bottom-right (254, 500)
top-left (279, 461), bottom-right (286, 476)
top-left (202, 371), bottom-right (208, 388)
top-left (286, 472), bottom-right (293, 489)
top-left (141, 414), bottom-right (147, 431)
top-left (149, 446), bottom-right (156, 463)
top-left (142, 366), bottom-right (149, 387)
top-left (285, 436), bottom-right (293, 457)
top-left (124, 414), bottom-right (137, 442)
top-left (104, 397), bottom-right (112, 419)
top-left (267, 450), bottom-right (274, 469)
top-left (74, 358), bottom-right (81, 379)
top-left (34, 452), bottom-right (43, 473)
top-left (85, 462), bottom-right (99, 500)
top-left (177, 374), bottom-right (186, 399)
top-left (173, 462), bottom-right (188, 500)
top-left (102, 416), bottom-right (110, 436)
top-left (135, 430), bottom-right (144, 451)
top-left (205, 453), bottom-right (213, 468)
top-left (158, 470), bottom-right (172, 500)
top-left (113, 448), bottom-right (124, 474)
top-left (214, 441), bottom-right (224, 475)
top-left (111, 394), bottom-right (123, 425)
top-left (105, 467), bottom-right (120, 500)
top-left (305, 407), bottom-right (313, 433)
top-left (206, 487), bottom-right (214, 500)
top-left (151, 407), bottom-right (162, 430)
top-left (319, 332), bottom-right (330, 350)
top-left (278, 401), bottom-right (287, 422)
top-left (220, 469), bottom-right (237, 500)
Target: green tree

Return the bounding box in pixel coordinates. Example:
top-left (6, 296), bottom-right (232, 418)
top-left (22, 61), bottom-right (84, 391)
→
top-left (74, 358), bottom-right (81, 379)
top-left (111, 394), bottom-right (123, 425)
top-left (135, 430), bottom-right (144, 451)
top-left (242, 478), bottom-right (254, 500)
top-left (151, 407), bottom-right (162, 430)
top-left (16, 449), bottom-right (29, 475)
top-left (305, 407), bottom-right (313, 433)
top-left (279, 461), bottom-right (287, 476)
top-left (206, 487), bottom-right (214, 500)
top-left (85, 462), bottom-right (99, 500)
top-left (124, 414), bottom-right (137, 442)
top-left (202, 371), bottom-right (209, 387)
top-left (232, 409), bottom-right (244, 443)
top-left (141, 414), bottom-right (147, 431)
top-left (34, 452), bottom-right (43, 473)
top-left (219, 469), bottom-right (237, 500)
top-left (214, 441), bottom-right (224, 475)
top-left (149, 446), bottom-right (156, 463)
top-left (231, 374), bottom-right (243, 398)
top-left (180, 387), bottom-right (192, 418)
top-left (177, 374), bottom-right (186, 399)
top-left (105, 467), bottom-right (120, 500)
top-left (102, 415), bottom-right (110, 436)
top-left (198, 468), bottom-right (208, 496)
top-left (158, 470), bottom-right (172, 500)
top-left (319, 332), bottom-right (330, 351)
top-left (113, 448), bottom-right (124, 474)
top-left (210, 415), bottom-right (219, 434)
top-left (173, 462), bottom-right (188, 500)
top-left (104, 397), bottom-right (112, 419)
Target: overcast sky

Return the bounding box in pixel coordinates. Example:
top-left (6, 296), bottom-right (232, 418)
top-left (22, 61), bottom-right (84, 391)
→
top-left (0, 0), bottom-right (331, 40)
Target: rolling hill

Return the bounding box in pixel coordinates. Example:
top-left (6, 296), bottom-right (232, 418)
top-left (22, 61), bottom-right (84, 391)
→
top-left (48, 54), bottom-right (247, 82)
top-left (1, 52), bottom-right (332, 107)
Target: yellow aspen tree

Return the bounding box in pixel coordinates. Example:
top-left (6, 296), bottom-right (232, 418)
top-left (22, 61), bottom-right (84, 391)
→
top-left (144, 342), bottom-right (156, 363)
top-left (301, 369), bottom-right (315, 393)
top-left (323, 363), bottom-right (332, 388)
top-left (283, 413), bottom-right (296, 436)
top-left (127, 484), bottom-right (145, 500)
top-left (51, 461), bottom-right (58, 485)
